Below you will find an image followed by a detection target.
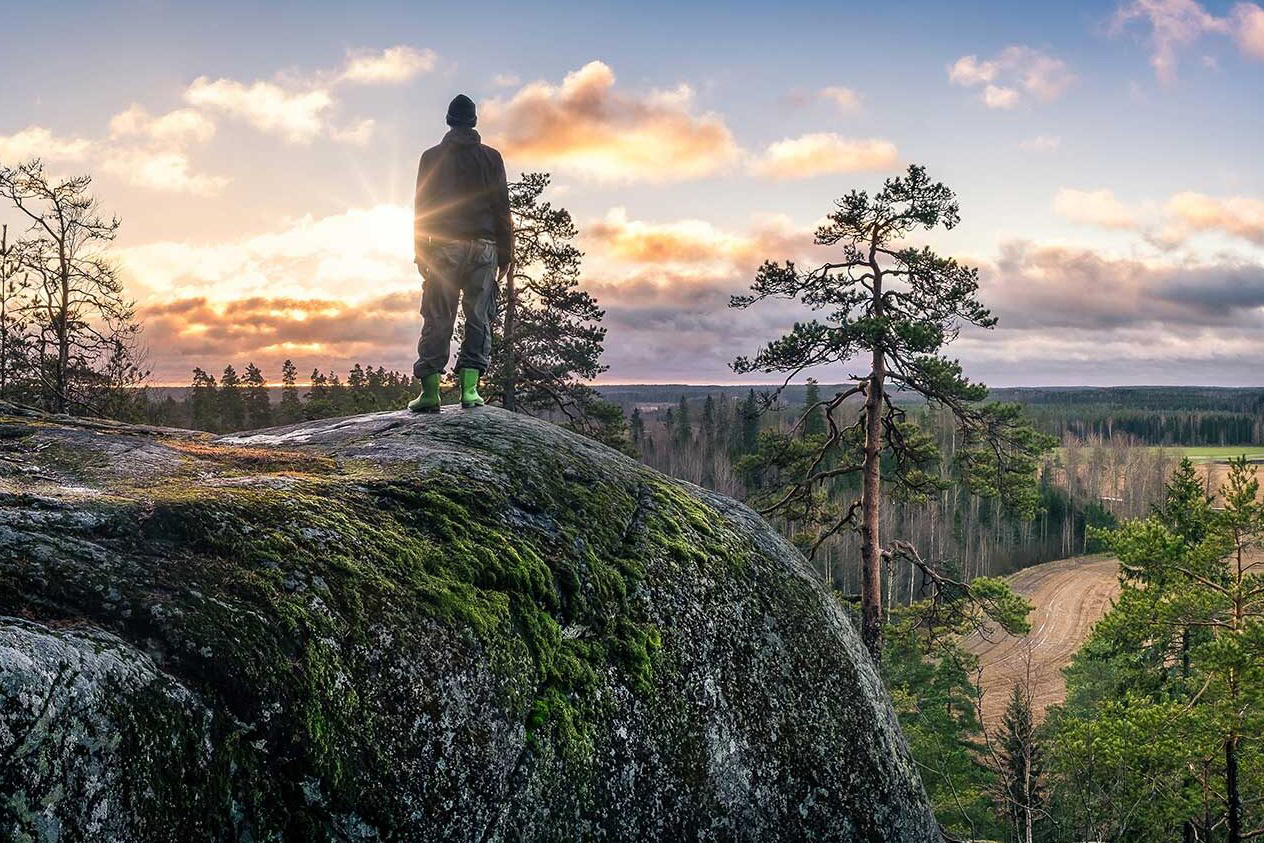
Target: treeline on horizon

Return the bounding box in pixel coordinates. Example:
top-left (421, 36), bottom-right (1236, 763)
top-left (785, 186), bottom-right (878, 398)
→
top-left (136, 374), bottom-right (1264, 448)
top-left (138, 361), bottom-right (422, 432)
top-left (608, 383), bottom-right (1264, 448)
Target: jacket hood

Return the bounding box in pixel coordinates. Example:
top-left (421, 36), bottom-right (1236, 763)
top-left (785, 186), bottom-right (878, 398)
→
top-left (443, 127), bottom-right (482, 146)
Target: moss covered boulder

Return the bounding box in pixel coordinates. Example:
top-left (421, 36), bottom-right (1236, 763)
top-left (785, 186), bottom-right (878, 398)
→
top-left (0, 402), bottom-right (937, 841)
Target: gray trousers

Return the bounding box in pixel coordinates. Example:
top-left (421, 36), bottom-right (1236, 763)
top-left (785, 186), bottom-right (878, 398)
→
top-left (413, 239), bottom-right (498, 379)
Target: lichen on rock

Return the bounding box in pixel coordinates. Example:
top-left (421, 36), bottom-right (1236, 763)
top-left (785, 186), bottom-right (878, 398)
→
top-left (0, 402), bottom-right (937, 841)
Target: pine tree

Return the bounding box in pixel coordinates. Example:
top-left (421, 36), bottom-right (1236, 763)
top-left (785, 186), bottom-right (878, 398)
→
top-left (303, 369), bottom-right (328, 419)
top-left (630, 407), bottom-right (646, 449)
top-left (702, 395), bottom-right (717, 452)
top-left (189, 367), bottom-right (218, 432)
top-left (999, 684), bottom-right (1044, 843)
top-left (1153, 456), bottom-right (1212, 550)
top-left (366, 366), bottom-right (386, 410)
top-left (730, 164), bottom-right (1052, 656)
top-left (482, 173), bottom-right (614, 439)
top-left (279, 359), bottom-right (301, 423)
top-left (243, 362), bottom-right (271, 429)
top-left (802, 378), bottom-right (825, 438)
top-left (676, 395), bottom-right (692, 446)
top-left (1051, 457), bottom-right (1264, 841)
top-left (326, 372), bottom-right (348, 415)
top-left (739, 390), bottom-right (760, 455)
top-left (218, 365), bottom-right (245, 432)
top-left (347, 363), bottom-right (369, 412)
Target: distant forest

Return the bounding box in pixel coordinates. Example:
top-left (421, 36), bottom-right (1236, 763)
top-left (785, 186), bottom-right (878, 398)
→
top-left (601, 384), bottom-right (1264, 447)
top-left (988, 385), bottom-right (1264, 446)
top-left (137, 381), bottom-right (1264, 448)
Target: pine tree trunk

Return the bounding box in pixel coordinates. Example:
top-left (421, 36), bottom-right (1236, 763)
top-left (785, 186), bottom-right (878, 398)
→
top-left (860, 347), bottom-right (885, 658)
top-left (56, 263), bottom-right (69, 414)
top-left (1023, 754), bottom-right (1034, 843)
top-left (1227, 733), bottom-right (1241, 843)
top-left (54, 233), bottom-right (70, 414)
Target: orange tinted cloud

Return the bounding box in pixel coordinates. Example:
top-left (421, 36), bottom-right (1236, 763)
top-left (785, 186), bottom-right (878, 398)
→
top-left (1236, 2), bottom-right (1264, 58)
top-left (751, 133), bottom-right (898, 180)
top-left (481, 61), bottom-right (740, 182)
top-left (1053, 188), bottom-right (1139, 229)
top-left (1050, 186), bottom-right (1264, 246)
top-left (340, 46), bottom-right (437, 84)
top-left (0, 126), bottom-right (93, 162)
top-left (1163, 191), bottom-right (1264, 244)
top-left (142, 293), bottom-right (421, 381)
top-left (185, 77), bottom-right (334, 144)
top-left (583, 208), bottom-right (810, 268)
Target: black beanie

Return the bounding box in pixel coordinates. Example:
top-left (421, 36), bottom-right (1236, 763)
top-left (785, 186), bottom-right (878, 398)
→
top-left (446, 94), bottom-right (477, 128)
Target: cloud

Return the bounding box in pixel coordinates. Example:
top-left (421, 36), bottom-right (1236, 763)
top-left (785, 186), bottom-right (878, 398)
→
top-left (117, 203), bottom-right (414, 304)
top-left (340, 45), bottom-right (437, 84)
top-left (583, 207), bottom-right (810, 268)
top-left (1112, 0), bottom-right (1228, 81)
top-left (948, 45), bottom-right (1076, 107)
top-left (141, 292), bottom-right (421, 382)
top-left (581, 267), bottom-right (812, 381)
top-left (1051, 186), bottom-right (1264, 247)
top-left (114, 202), bottom-right (428, 380)
top-left (179, 45), bottom-right (435, 143)
top-left (1234, 2), bottom-right (1264, 58)
top-left (100, 105), bottom-right (226, 194)
top-left (1019, 134), bottom-right (1062, 151)
top-left (491, 73), bottom-right (521, 87)
top-left (983, 85), bottom-right (1020, 109)
top-left (0, 122), bottom-right (225, 195)
top-left (1161, 191), bottom-right (1264, 244)
top-left (1053, 188), bottom-right (1139, 229)
top-left (574, 209), bottom-right (849, 379)
top-left (751, 133), bottom-right (898, 180)
top-left (109, 105), bottom-right (216, 145)
top-left (1111, 0), bottom-right (1264, 81)
top-left (955, 242), bottom-right (1264, 386)
top-left (480, 61), bottom-right (741, 182)
top-left (100, 149), bottom-right (228, 196)
top-left (820, 86), bottom-right (862, 112)
top-left (985, 240), bottom-right (1264, 330)
top-left (0, 126), bottom-right (93, 162)
top-left (184, 77), bottom-right (334, 143)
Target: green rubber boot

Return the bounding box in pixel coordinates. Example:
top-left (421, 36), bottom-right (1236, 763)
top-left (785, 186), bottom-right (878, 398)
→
top-left (407, 373), bottom-right (442, 413)
top-left (460, 367), bottom-right (485, 408)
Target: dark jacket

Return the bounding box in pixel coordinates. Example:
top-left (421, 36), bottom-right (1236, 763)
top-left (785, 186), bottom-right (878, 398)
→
top-left (414, 128), bottom-right (514, 269)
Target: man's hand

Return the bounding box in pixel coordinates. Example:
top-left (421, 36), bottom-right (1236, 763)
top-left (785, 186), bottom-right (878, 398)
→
top-left (498, 262), bottom-right (514, 283)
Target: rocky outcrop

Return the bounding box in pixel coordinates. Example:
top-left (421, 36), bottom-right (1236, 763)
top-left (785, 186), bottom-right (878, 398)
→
top-left (0, 402), bottom-right (937, 841)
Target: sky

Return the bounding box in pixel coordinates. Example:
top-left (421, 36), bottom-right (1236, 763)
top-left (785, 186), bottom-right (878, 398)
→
top-left (3, 0), bottom-right (1264, 386)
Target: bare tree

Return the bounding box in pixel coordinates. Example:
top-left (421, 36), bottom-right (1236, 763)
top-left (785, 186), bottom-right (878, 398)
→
top-left (0, 159), bottom-right (146, 413)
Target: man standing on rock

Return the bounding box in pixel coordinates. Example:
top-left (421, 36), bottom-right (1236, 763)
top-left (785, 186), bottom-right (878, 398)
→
top-left (407, 94), bottom-right (514, 412)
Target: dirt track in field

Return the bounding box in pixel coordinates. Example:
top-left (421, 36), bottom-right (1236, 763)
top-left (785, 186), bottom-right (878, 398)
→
top-left (964, 555), bottom-right (1120, 729)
